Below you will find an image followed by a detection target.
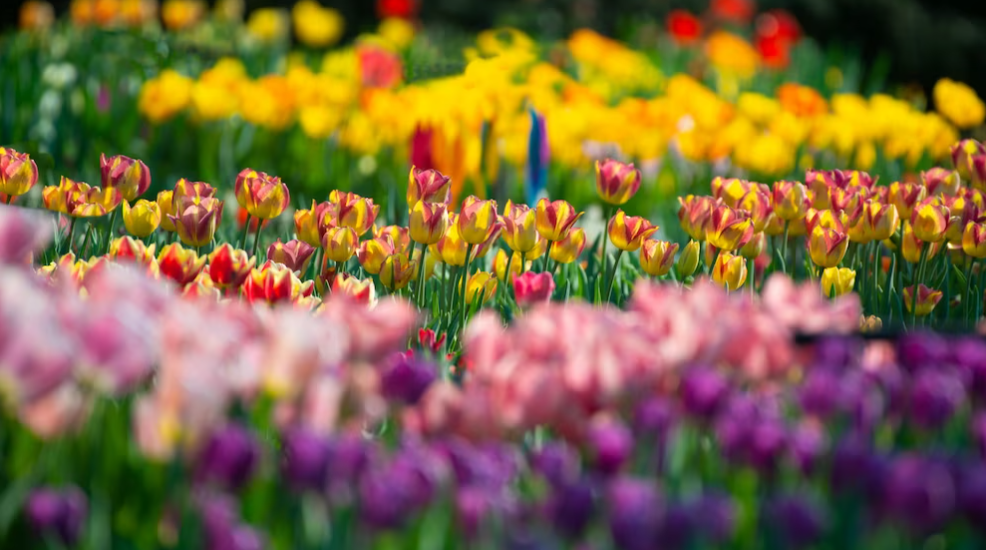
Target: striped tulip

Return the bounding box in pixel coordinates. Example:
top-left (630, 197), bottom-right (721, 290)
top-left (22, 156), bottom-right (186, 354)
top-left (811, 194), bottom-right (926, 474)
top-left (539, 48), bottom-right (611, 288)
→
top-left (608, 210), bottom-right (659, 252)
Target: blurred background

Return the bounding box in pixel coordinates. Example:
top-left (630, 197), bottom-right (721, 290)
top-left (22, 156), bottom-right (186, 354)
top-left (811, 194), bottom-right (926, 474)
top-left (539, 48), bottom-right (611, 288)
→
top-left (6, 0), bottom-right (986, 97)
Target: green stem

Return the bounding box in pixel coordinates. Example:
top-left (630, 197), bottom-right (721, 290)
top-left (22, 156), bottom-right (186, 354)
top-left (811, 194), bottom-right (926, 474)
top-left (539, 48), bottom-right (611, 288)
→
top-left (414, 242), bottom-right (427, 310)
top-left (748, 256), bottom-right (756, 295)
top-left (910, 243), bottom-right (930, 328)
top-left (460, 244), bottom-right (475, 330)
top-left (780, 222), bottom-right (790, 275)
top-left (239, 214), bottom-right (252, 252)
top-left (252, 219), bottom-right (264, 260)
top-left (966, 259), bottom-right (976, 328)
top-left (606, 250), bottom-right (624, 303)
top-left (883, 251), bottom-right (896, 325)
top-left (104, 209), bottom-right (119, 253)
top-left (80, 224), bottom-right (93, 259)
top-left (977, 262), bottom-right (984, 328)
top-left (64, 217), bottom-right (77, 256)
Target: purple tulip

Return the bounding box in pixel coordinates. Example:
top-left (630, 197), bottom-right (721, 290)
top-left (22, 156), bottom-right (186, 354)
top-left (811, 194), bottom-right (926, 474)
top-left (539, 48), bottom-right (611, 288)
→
top-left (196, 424), bottom-right (261, 491)
top-left (632, 396), bottom-right (676, 438)
top-left (655, 504), bottom-right (694, 550)
top-left (587, 419), bottom-right (633, 475)
top-left (455, 486), bottom-right (491, 538)
top-left (896, 332), bottom-right (949, 373)
top-left (325, 433), bottom-right (372, 493)
top-left (358, 463), bottom-right (415, 530)
top-left (547, 480), bottom-right (595, 538)
top-left (690, 493), bottom-right (736, 543)
top-left (201, 496), bottom-right (264, 550)
top-left (812, 336), bottom-right (859, 372)
top-left (530, 441), bottom-right (580, 487)
top-left (680, 367), bottom-right (730, 420)
top-left (380, 353), bottom-right (437, 406)
top-left (281, 428), bottom-right (331, 492)
top-left (25, 486), bottom-right (87, 546)
top-left (747, 418), bottom-right (788, 475)
top-left (958, 463), bottom-right (986, 529)
top-left (714, 394), bottom-right (759, 462)
top-left (882, 454), bottom-right (956, 533)
top-left (830, 435), bottom-right (882, 498)
top-left (790, 424), bottom-right (827, 476)
top-left (952, 337), bottom-right (986, 400)
top-left (909, 369), bottom-right (965, 429)
top-left (765, 495), bottom-right (826, 548)
top-left (799, 368), bottom-right (842, 418)
top-left (606, 477), bottom-right (662, 550)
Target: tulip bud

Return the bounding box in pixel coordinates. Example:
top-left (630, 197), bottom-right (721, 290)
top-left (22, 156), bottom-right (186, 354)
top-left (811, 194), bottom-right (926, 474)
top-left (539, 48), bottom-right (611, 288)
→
top-left (0, 147), bottom-right (39, 197)
top-left (409, 201), bottom-right (449, 245)
top-left (513, 271), bottom-right (555, 306)
top-left (407, 167), bottom-right (452, 208)
top-left (739, 231), bottom-right (765, 260)
top-left (549, 227), bottom-right (586, 264)
top-left (174, 178), bottom-right (216, 202)
top-left (900, 221), bottom-right (941, 264)
top-left (964, 221), bottom-right (986, 259)
top-left (740, 189), bottom-right (776, 232)
top-left (456, 196), bottom-right (499, 246)
top-left (121, 199), bottom-right (162, 238)
top-left (706, 205), bottom-right (754, 251)
top-left (677, 240), bottom-right (700, 277)
top-left (157, 243), bottom-right (207, 286)
top-left (207, 243), bottom-right (254, 289)
top-left (157, 190), bottom-right (177, 232)
top-left (235, 168), bottom-right (290, 220)
top-left (169, 201), bottom-right (222, 248)
top-left (921, 167), bottom-right (961, 197)
top-left (380, 253), bottom-right (416, 291)
top-left (100, 153), bottom-right (151, 201)
top-left (502, 200), bottom-right (540, 253)
top-left (494, 249), bottom-right (524, 282)
top-left (951, 139), bottom-right (985, 180)
top-left (268, 239), bottom-right (315, 273)
top-left (595, 159), bottom-right (641, 205)
top-left (329, 191), bottom-right (379, 237)
top-left (903, 284), bottom-right (943, 317)
top-left (772, 181), bottom-right (810, 221)
top-left (608, 210), bottom-right (659, 252)
top-left (462, 271), bottom-right (497, 305)
top-left (357, 235), bottom-right (396, 274)
top-left (808, 226), bottom-right (849, 268)
top-left (678, 195), bottom-right (717, 241)
top-left (848, 201), bottom-right (899, 243)
top-left (911, 197), bottom-right (950, 243)
top-left (322, 226), bottom-right (358, 263)
top-left (535, 198), bottom-right (583, 242)
top-left (821, 267), bottom-right (855, 298)
top-left (712, 251), bottom-right (747, 290)
top-left (639, 239), bottom-right (678, 277)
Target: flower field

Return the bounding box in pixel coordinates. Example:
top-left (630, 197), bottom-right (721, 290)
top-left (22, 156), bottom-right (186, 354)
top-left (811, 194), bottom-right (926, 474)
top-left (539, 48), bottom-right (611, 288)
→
top-left (4, 0), bottom-right (986, 548)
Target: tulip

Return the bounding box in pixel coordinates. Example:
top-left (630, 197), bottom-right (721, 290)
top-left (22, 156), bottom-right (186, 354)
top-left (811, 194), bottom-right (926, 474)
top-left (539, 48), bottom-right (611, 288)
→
top-left (196, 424), bottom-right (261, 491)
top-left (805, 208), bottom-right (847, 235)
top-left (549, 227), bottom-right (586, 265)
top-left (502, 200), bottom-right (540, 253)
top-left (677, 240), bottom-right (701, 277)
top-left (921, 167), bottom-right (961, 197)
top-left (157, 190), bottom-right (177, 232)
top-left (535, 198), bottom-right (583, 242)
top-left (462, 271), bottom-right (497, 305)
top-left (513, 271), bottom-right (555, 306)
top-left (0, 147), bottom-right (39, 198)
top-left (821, 267), bottom-right (855, 298)
top-left (411, 246), bottom-right (438, 281)
top-left (973, 154), bottom-right (986, 192)
top-left (903, 284), bottom-right (943, 317)
top-left (808, 226), bottom-right (849, 268)
top-left (608, 210), bottom-right (659, 252)
top-left (739, 231), bottom-right (766, 260)
top-left (243, 263), bottom-right (313, 305)
top-left (944, 194), bottom-right (980, 244)
top-left (380, 253), bottom-right (416, 291)
top-left (706, 205), bottom-right (753, 251)
top-left (407, 166), bottom-right (451, 208)
top-left (108, 236), bottom-right (156, 266)
top-left (911, 197), bottom-right (950, 243)
top-left (640, 239), bottom-right (678, 277)
top-left (409, 201), bottom-right (449, 245)
top-left (848, 201), bottom-right (899, 243)
top-left (901, 221), bottom-right (941, 263)
top-left (380, 354), bottom-right (437, 406)
top-left (207, 243), bottom-right (254, 289)
top-left (740, 189), bottom-right (776, 232)
top-left (596, 159), bottom-right (641, 205)
top-left (26, 486), bottom-right (87, 546)
top-left (435, 216), bottom-right (468, 266)
top-left (234, 168), bottom-right (289, 220)
top-left (267, 239), bottom-right (315, 273)
top-left (157, 243), bottom-right (206, 286)
top-left (122, 199), bottom-right (161, 238)
top-left (322, 226), bottom-right (358, 263)
top-left (295, 200), bottom-right (331, 247)
top-left (331, 273), bottom-right (376, 304)
top-left (712, 251), bottom-right (747, 290)
top-left (173, 178), bottom-right (216, 201)
top-left (42, 178), bottom-right (83, 215)
top-left (76, 186), bottom-right (123, 217)
top-left (458, 196), bottom-right (499, 245)
top-left (587, 420), bottom-right (633, 475)
top-left (525, 237), bottom-right (549, 262)
top-left (772, 181), bottom-right (810, 221)
top-left (99, 153), bottom-right (150, 201)
top-left (169, 201), bottom-right (222, 248)
top-left (951, 139), bottom-right (985, 180)
top-left (358, 235), bottom-right (396, 274)
top-left (889, 181), bottom-right (928, 223)
top-left (677, 194), bottom-right (717, 241)
top-left (964, 221), bottom-right (986, 259)
top-left (375, 225), bottom-right (411, 254)
top-left (329, 191), bottom-right (379, 237)
top-left (494, 249), bottom-right (525, 282)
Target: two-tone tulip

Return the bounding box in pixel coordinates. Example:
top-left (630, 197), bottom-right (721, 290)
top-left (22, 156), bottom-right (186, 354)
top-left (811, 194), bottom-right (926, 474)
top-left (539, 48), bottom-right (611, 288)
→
top-left (80, 185), bottom-right (124, 216)
top-left (268, 239), bottom-right (315, 273)
top-left (100, 153), bottom-right (151, 201)
top-left (375, 225), bottom-right (411, 254)
top-left (525, 238), bottom-right (549, 262)
top-left (0, 147), bottom-right (39, 198)
top-left (535, 198), bottom-right (582, 242)
top-left (157, 190), bottom-right (177, 232)
top-left (677, 195), bottom-right (717, 241)
top-left (740, 189), bottom-right (775, 232)
top-left (608, 210), bottom-right (658, 252)
top-left (963, 221), bottom-right (986, 259)
top-left (235, 168), bottom-right (290, 220)
top-left (322, 226), bottom-right (358, 263)
top-left (357, 235), bottom-right (396, 274)
top-left (921, 167), bottom-right (961, 197)
top-left (157, 243), bottom-right (206, 287)
top-left (493, 249), bottom-right (525, 282)
top-left (174, 179), bottom-right (217, 201)
top-left (409, 201), bottom-right (449, 245)
top-left (706, 205), bottom-right (754, 251)
top-left (331, 274), bottom-right (376, 305)
top-left (712, 251), bottom-right (747, 291)
top-left (295, 200), bottom-right (331, 247)
top-left (595, 159), bottom-right (641, 205)
top-left (903, 284), bottom-right (943, 317)
top-left (407, 167), bottom-right (452, 208)
top-left (462, 271), bottom-right (497, 305)
top-left (911, 197), bottom-right (950, 243)
top-left (772, 181), bottom-right (810, 222)
top-left (471, 221), bottom-right (503, 261)
top-left (711, 177), bottom-right (752, 207)
top-left (329, 191), bottom-right (379, 236)
top-left (207, 243), bottom-right (255, 290)
top-left (821, 267), bottom-right (855, 298)
top-left (108, 236), bottom-right (157, 267)
top-left (502, 201), bottom-right (540, 253)
top-left (380, 253), bottom-right (416, 291)
top-left (677, 240), bottom-right (700, 277)
top-left (951, 139), bottom-right (985, 180)
top-left (889, 181), bottom-right (928, 222)
top-left (122, 199), bottom-right (162, 238)
top-left (169, 198), bottom-right (222, 248)
top-left (739, 231), bottom-right (766, 260)
top-left (900, 221), bottom-right (942, 263)
top-left (458, 196), bottom-right (499, 245)
top-left (549, 227), bottom-right (586, 264)
top-left (848, 201), bottom-right (899, 243)
top-left (243, 261), bottom-right (313, 305)
top-left (971, 154), bottom-right (986, 192)
top-left (640, 239), bottom-right (678, 277)
top-left (808, 226), bottom-right (849, 268)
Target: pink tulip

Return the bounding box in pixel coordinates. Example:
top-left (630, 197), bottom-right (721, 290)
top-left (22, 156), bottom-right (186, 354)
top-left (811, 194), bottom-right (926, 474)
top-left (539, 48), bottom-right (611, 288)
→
top-left (512, 272), bottom-right (555, 307)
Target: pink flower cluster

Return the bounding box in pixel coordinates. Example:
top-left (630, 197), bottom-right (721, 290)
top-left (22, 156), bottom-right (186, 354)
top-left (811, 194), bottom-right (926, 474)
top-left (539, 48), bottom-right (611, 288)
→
top-left (407, 278), bottom-right (860, 442)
